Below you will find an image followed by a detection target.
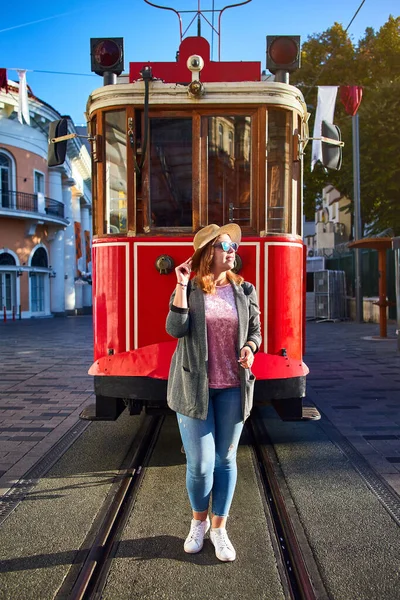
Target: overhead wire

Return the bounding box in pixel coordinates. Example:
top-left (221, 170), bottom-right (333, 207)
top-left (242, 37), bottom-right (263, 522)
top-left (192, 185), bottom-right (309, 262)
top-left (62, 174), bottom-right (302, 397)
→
top-left (344, 0), bottom-right (367, 34)
top-left (304, 0), bottom-right (367, 100)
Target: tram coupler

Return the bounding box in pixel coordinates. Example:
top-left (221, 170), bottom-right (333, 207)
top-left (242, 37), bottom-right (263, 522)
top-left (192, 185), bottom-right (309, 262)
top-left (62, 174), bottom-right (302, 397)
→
top-left (128, 398), bottom-right (175, 416)
top-left (128, 399), bottom-right (143, 415)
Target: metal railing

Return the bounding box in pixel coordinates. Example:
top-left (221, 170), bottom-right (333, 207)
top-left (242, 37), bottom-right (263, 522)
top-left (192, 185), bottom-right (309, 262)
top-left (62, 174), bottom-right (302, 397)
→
top-left (45, 197), bottom-right (64, 218)
top-left (0, 191), bottom-right (64, 219)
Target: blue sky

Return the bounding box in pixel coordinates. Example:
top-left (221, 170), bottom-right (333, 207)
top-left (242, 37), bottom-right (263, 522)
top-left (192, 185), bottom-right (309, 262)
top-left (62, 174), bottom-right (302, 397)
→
top-left (0, 0), bottom-right (398, 124)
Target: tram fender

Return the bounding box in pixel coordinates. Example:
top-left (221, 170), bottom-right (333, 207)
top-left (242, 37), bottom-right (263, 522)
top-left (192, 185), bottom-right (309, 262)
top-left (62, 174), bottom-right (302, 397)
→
top-left (89, 342), bottom-right (309, 380)
top-left (89, 341), bottom-right (177, 378)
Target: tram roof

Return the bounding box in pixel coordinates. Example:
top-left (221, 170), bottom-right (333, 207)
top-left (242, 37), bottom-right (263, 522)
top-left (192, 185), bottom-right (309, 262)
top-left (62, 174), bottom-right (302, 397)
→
top-left (86, 79), bottom-right (308, 118)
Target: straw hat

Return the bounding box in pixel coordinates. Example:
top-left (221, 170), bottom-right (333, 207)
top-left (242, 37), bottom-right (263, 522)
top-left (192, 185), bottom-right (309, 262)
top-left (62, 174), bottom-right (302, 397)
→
top-left (192, 223), bottom-right (241, 269)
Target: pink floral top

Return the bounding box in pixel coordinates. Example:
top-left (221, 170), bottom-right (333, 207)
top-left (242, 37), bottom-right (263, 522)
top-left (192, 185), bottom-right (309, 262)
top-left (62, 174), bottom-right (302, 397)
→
top-left (205, 284), bottom-right (240, 388)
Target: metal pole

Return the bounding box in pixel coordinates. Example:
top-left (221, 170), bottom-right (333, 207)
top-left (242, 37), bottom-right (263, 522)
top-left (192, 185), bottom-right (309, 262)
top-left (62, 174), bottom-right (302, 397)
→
top-left (378, 249), bottom-right (387, 338)
top-left (352, 113), bottom-right (363, 323)
top-left (393, 240), bottom-right (400, 350)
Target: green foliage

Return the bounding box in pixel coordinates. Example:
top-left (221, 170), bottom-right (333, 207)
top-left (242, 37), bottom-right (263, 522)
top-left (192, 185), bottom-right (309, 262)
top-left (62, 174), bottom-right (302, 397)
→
top-left (291, 16), bottom-right (400, 235)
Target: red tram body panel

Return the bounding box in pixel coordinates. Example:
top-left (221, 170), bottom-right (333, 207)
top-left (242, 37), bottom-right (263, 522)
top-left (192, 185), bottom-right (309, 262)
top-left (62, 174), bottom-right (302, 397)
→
top-left (91, 236), bottom-right (306, 362)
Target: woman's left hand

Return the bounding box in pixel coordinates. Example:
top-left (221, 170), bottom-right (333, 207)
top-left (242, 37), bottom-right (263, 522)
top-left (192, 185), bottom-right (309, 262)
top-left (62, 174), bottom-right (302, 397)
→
top-left (238, 346), bottom-right (254, 369)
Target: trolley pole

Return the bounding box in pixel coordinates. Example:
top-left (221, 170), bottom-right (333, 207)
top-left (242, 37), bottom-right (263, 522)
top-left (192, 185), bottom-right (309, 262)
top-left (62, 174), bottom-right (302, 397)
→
top-left (353, 113), bottom-right (363, 323)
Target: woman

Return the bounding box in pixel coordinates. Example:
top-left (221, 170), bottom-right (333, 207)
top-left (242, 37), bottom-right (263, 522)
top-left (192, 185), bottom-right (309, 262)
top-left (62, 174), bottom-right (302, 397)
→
top-left (166, 223), bottom-right (261, 562)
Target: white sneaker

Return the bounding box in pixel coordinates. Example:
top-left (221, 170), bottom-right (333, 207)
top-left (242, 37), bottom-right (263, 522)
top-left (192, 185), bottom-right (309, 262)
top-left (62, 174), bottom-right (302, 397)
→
top-left (210, 527), bottom-right (236, 562)
top-left (184, 517), bottom-right (210, 553)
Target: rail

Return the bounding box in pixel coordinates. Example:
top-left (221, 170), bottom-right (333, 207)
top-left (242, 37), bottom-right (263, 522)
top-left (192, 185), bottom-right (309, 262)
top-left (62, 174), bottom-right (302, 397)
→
top-left (248, 412), bottom-right (322, 600)
top-left (0, 191), bottom-right (64, 219)
top-left (65, 415), bottom-right (163, 599)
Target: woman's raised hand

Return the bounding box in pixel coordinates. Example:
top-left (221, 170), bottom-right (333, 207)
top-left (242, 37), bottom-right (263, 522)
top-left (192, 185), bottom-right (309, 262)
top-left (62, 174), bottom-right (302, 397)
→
top-left (175, 258), bottom-right (193, 286)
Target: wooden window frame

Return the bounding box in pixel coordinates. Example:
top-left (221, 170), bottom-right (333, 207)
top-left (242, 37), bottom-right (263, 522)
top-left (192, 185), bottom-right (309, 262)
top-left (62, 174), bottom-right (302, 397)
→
top-left (141, 110), bottom-right (196, 235)
top-left (93, 105), bottom-right (266, 237)
top-left (265, 107), bottom-right (296, 236)
top-left (198, 107), bottom-right (262, 236)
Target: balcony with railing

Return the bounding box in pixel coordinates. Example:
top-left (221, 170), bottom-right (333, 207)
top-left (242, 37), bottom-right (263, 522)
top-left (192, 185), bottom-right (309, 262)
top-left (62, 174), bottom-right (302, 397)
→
top-left (0, 191), bottom-right (65, 220)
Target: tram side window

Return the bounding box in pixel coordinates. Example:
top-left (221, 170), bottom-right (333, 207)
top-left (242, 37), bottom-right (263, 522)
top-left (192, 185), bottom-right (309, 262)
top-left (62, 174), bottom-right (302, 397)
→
top-left (267, 110), bottom-right (292, 234)
top-left (149, 118), bottom-right (192, 228)
top-left (207, 116), bottom-right (251, 226)
top-left (105, 110), bottom-right (127, 234)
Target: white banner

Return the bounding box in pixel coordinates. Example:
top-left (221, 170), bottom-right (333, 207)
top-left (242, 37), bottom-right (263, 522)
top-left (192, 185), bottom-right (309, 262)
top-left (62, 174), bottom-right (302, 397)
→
top-left (17, 69), bottom-right (30, 125)
top-left (311, 86), bottom-right (338, 170)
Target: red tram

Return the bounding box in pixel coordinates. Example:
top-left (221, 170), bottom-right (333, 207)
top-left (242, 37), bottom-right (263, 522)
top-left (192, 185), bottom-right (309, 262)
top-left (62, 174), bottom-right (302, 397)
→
top-left (49, 2), bottom-right (339, 421)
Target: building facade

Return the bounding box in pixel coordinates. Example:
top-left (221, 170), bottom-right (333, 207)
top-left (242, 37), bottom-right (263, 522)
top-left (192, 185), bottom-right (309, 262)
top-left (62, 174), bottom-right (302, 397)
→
top-left (0, 80), bottom-right (92, 318)
top-left (305, 185), bottom-right (352, 258)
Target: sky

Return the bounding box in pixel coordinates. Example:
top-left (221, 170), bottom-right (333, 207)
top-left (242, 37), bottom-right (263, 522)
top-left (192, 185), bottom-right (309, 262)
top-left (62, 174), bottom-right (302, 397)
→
top-left (0, 0), bottom-right (398, 125)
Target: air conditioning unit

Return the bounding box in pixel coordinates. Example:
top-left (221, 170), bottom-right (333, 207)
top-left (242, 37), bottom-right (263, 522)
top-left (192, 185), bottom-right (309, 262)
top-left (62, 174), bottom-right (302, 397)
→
top-left (314, 270), bottom-right (347, 320)
top-left (306, 257), bottom-right (325, 272)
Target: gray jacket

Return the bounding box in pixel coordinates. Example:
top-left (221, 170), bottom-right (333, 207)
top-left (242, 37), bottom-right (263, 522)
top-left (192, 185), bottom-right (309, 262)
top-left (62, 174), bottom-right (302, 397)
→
top-left (166, 280), bottom-right (262, 422)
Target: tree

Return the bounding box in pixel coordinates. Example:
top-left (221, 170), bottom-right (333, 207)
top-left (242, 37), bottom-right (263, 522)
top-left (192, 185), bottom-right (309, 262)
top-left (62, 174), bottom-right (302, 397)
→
top-left (291, 17), bottom-right (400, 235)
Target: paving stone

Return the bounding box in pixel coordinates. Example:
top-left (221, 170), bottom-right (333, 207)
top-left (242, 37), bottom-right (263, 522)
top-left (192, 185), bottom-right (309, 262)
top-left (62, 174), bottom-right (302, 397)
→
top-left (0, 317), bottom-right (94, 491)
top-left (305, 321), bottom-right (400, 496)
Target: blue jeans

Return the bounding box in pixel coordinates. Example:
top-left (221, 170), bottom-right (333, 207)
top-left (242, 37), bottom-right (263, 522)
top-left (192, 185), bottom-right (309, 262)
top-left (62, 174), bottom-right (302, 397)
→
top-left (177, 387), bottom-right (243, 517)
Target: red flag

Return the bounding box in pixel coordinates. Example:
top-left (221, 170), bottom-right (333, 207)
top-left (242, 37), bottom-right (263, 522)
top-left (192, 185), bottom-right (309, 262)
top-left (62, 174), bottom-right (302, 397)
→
top-left (74, 222), bottom-right (82, 259)
top-left (340, 86), bottom-right (363, 116)
top-left (0, 69), bottom-right (8, 93)
top-left (84, 230), bottom-right (91, 269)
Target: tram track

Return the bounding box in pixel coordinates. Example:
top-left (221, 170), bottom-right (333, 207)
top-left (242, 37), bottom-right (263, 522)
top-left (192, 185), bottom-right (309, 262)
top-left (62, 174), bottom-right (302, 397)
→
top-left (57, 415), bottom-right (164, 600)
top-left (57, 411), bottom-right (326, 600)
top-left (248, 410), bottom-right (327, 600)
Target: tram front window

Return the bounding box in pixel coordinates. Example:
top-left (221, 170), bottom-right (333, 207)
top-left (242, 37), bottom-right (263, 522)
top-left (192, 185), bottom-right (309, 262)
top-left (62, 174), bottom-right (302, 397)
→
top-left (149, 118), bottom-right (192, 227)
top-left (207, 116), bottom-right (251, 226)
top-left (105, 110), bottom-right (127, 234)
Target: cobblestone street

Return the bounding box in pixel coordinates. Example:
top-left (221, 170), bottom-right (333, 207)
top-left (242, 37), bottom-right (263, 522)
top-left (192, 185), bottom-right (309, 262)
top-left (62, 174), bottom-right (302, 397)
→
top-left (0, 317), bottom-right (93, 496)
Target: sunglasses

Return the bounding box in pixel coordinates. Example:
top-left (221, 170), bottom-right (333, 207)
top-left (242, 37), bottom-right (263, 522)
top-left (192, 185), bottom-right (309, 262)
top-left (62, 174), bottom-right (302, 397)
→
top-left (214, 241), bottom-right (238, 252)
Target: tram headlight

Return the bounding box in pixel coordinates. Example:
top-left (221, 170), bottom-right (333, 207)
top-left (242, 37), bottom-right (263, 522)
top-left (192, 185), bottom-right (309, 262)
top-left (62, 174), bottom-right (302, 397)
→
top-left (187, 55), bottom-right (204, 73)
top-left (266, 36), bottom-right (301, 74)
top-left (90, 38), bottom-right (124, 76)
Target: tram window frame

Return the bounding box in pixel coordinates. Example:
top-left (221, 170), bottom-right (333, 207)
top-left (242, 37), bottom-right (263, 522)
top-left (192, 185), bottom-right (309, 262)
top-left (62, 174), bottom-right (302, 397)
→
top-left (103, 108), bottom-right (128, 236)
top-left (266, 107), bottom-right (296, 236)
top-left (200, 110), bottom-right (259, 234)
top-left (93, 107), bottom-right (129, 238)
top-left (295, 113), bottom-right (303, 237)
top-left (91, 115), bottom-right (98, 237)
top-left (141, 111), bottom-right (195, 233)
top-left (93, 106), bottom-right (263, 237)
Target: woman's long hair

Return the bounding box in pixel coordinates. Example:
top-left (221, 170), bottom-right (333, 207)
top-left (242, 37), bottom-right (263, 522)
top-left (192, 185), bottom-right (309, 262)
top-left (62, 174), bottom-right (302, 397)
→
top-left (194, 238), bottom-right (244, 294)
